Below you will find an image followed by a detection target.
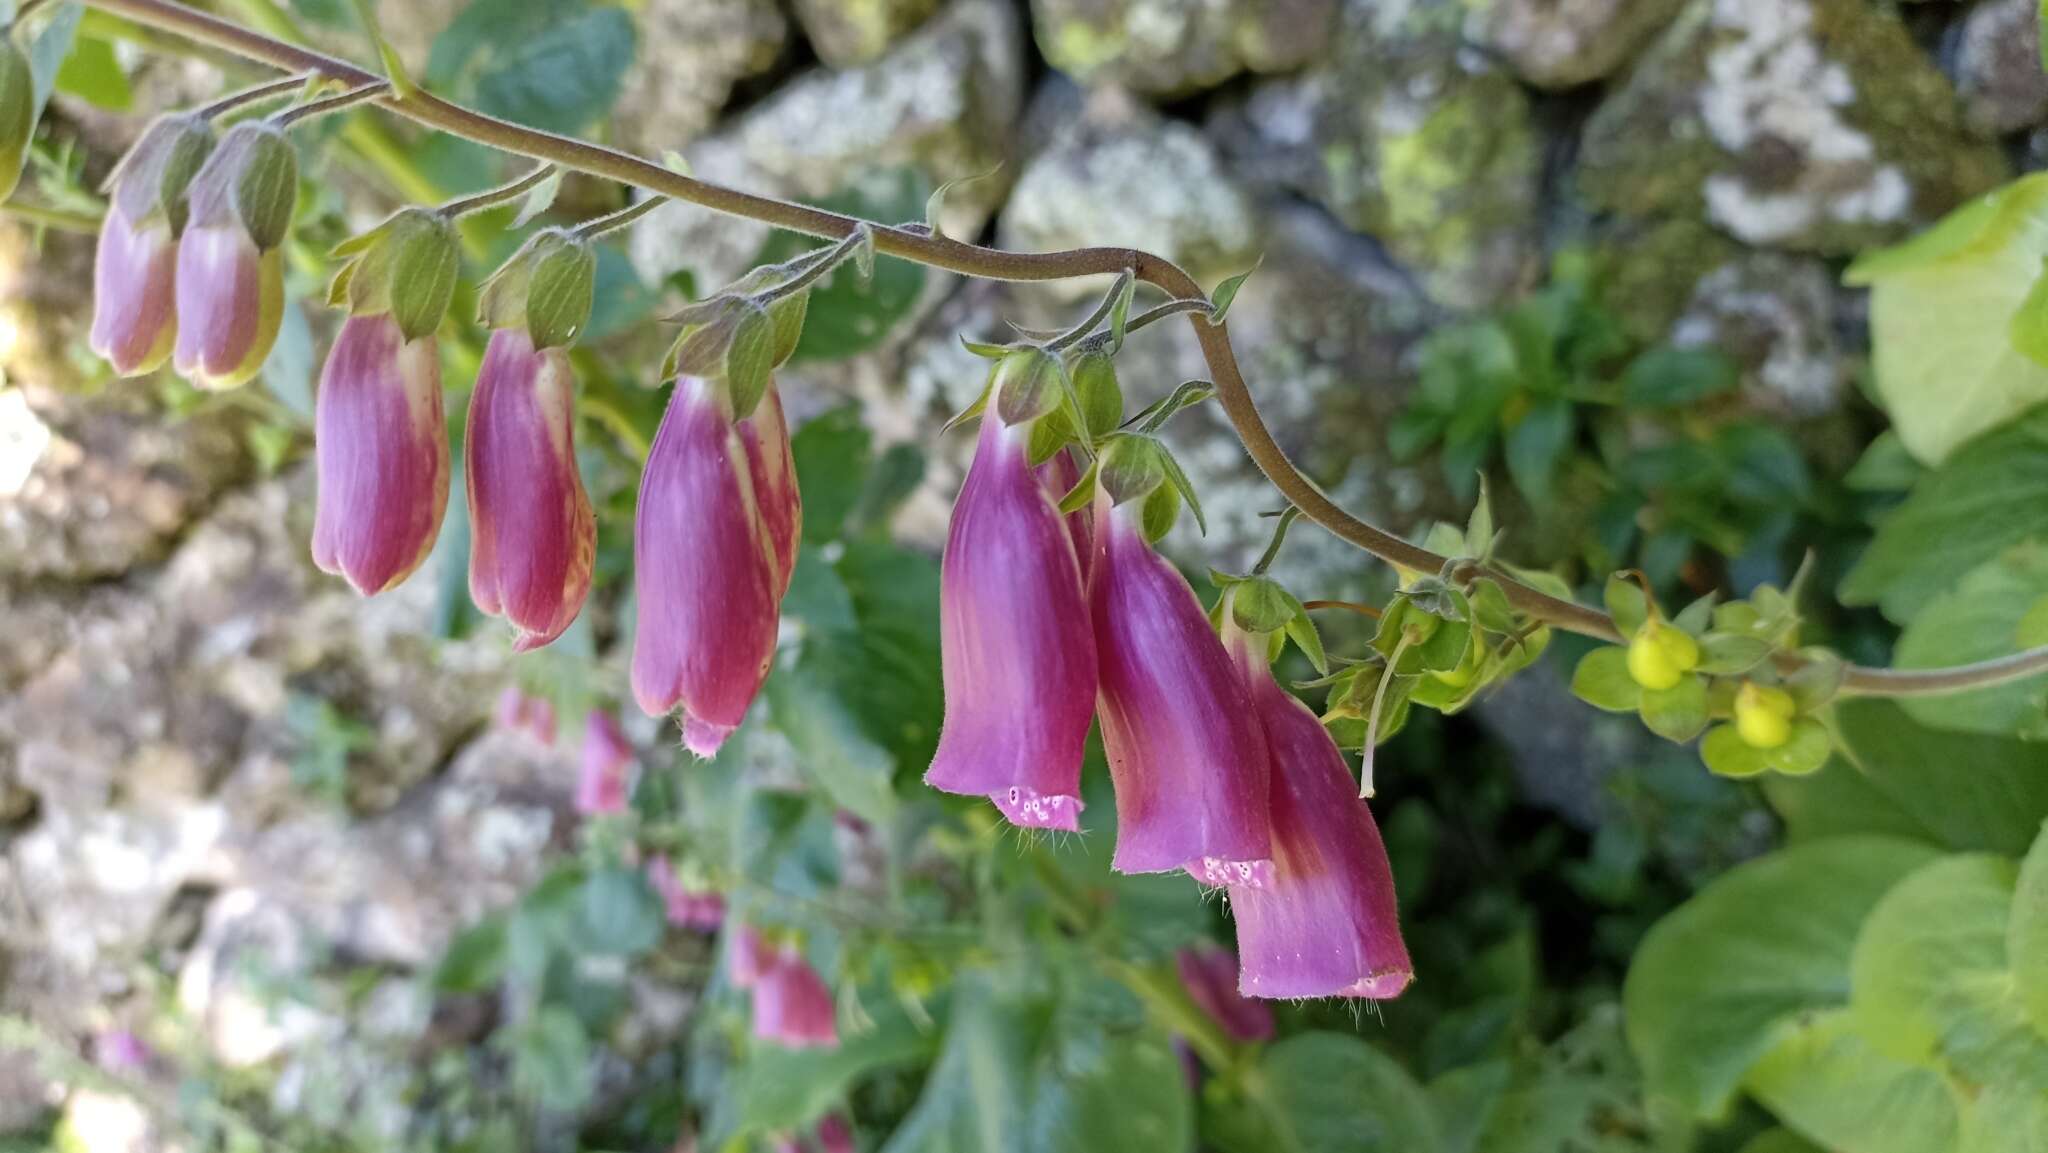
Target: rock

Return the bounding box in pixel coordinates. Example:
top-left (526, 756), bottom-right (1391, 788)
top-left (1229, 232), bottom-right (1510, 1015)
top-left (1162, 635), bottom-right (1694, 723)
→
top-left (1213, 0), bottom-right (1542, 309)
top-left (1670, 251), bottom-right (1846, 418)
top-left (612, 0), bottom-right (789, 155)
top-left (793, 0), bottom-right (940, 67)
top-left (1030, 0), bottom-right (1337, 97)
top-left (628, 0), bottom-right (1025, 294)
top-left (998, 86), bottom-right (1261, 303)
top-left (0, 1045), bottom-right (56, 1134)
top-left (1580, 0), bottom-right (2009, 254)
top-left (1472, 0), bottom-right (1686, 89)
top-left (1955, 0), bottom-right (2048, 136)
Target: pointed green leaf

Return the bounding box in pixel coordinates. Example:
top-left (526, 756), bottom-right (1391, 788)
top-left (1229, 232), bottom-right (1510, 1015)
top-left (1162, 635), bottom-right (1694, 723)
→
top-left (1208, 256), bottom-right (1262, 323)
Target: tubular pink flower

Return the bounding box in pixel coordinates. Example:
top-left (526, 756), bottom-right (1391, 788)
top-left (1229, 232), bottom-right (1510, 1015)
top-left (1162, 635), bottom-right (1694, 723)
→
top-left (1223, 626), bottom-right (1412, 1001)
top-left (728, 924), bottom-right (771, 989)
top-left (575, 710), bottom-right (634, 816)
top-left (466, 327), bottom-right (596, 651)
top-left (1089, 494), bottom-right (1272, 880)
top-left (741, 385), bottom-right (801, 593)
top-left (90, 206), bottom-right (178, 376)
top-left (172, 221), bottom-right (283, 390)
top-left (1175, 944), bottom-right (1275, 1042)
top-left (311, 314), bottom-right (448, 595)
top-left (630, 377), bottom-right (788, 758)
top-left (752, 945), bottom-right (839, 1049)
top-left (925, 413), bottom-right (1097, 831)
top-left (646, 856), bottom-right (726, 930)
top-left (815, 1113), bottom-right (855, 1153)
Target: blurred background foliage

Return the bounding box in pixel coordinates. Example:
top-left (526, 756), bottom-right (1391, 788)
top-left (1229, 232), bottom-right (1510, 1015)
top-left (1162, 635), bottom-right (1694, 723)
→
top-left (1, 0), bottom-right (2047, 1151)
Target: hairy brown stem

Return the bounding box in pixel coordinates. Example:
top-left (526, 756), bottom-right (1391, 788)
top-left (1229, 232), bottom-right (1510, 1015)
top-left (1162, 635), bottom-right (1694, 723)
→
top-left (74, 0), bottom-right (2048, 701)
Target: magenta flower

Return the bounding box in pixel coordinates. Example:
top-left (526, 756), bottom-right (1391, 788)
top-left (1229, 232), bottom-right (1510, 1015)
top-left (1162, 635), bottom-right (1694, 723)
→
top-left (575, 710), bottom-right (634, 816)
top-left (816, 1113), bottom-right (855, 1153)
top-left (1223, 626), bottom-right (1412, 1001)
top-left (311, 314), bottom-right (448, 594)
top-left (630, 377), bottom-right (792, 758)
top-left (467, 326), bottom-right (595, 651)
top-left (172, 123), bottom-right (293, 390)
top-left (925, 411), bottom-right (1097, 831)
top-left (752, 945), bottom-right (838, 1049)
top-left (741, 385), bottom-right (801, 593)
top-left (90, 203), bottom-right (179, 377)
top-left (728, 924), bottom-right (771, 989)
top-left (1089, 495), bottom-right (1271, 881)
top-left (646, 856), bottom-right (727, 930)
top-left (94, 1029), bottom-right (153, 1074)
top-left (1175, 944), bottom-right (1275, 1042)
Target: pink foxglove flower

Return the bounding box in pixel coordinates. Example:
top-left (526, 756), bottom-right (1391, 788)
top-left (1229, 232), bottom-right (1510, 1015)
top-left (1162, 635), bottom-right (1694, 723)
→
top-left (925, 411), bottom-right (1096, 831)
top-left (1089, 494), bottom-right (1272, 882)
top-left (646, 855), bottom-right (726, 930)
top-left (741, 385), bottom-right (801, 593)
top-left (575, 710), bottom-right (634, 816)
top-left (467, 326), bottom-right (595, 651)
top-left (815, 1113), bottom-right (855, 1153)
top-left (91, 205), bottom-right (179, 376)
top-left (728, 924), bottom-right (771, 989)
top-left (1223, 625), bottom-right (1411, 1001)
top-left (631, 377), bottom-right (792, 757)
top-left (1175, 944), bottom-right (1274, 1042)
top-left (311, 314), bottom-right (448, 594)
top-left (752, 945), bottom-right (838, 1049)
top-left (172, 122), bottom-right (293, 390)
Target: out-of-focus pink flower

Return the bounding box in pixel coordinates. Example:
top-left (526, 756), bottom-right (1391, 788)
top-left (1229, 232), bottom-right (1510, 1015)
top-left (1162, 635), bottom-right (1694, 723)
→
top-left (728, 924), bottom-right (771, 990)
top-left (311, 314), bottom-right (448, 595)
top-left (467, 326), bottom-right (595, 651)
top-left (94, 1029), bottom-right (152, 1074)
top-left (925, 412), bottom-right (1096, 831)
top-left (770, 1136), bottom-right (807, 1153)
top-left (646, 855), bottom-right (726, 930)
top-left (815, 1113), bottom-right (855, 1153)
top-left (575, 710), bottom-right (634, 816)
top-left (1223, 625), bottom-right (1411, 1001)
top-left (91, 204), bottom-right (179, 376)
top-left (631, 377), bottom-right (792, 758)
top-left (1089, 494), bottom-right (1271, 882)
top-left (752, 945), bottom-right (838, 1049)
top-left (1175, 944), bottom-right (1274, 1042)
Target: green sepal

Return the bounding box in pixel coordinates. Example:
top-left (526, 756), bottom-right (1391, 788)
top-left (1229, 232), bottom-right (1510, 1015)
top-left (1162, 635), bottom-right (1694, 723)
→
top-left (1572, 647), bottom-right (1641, 713)
top-left (1699, 724), bottom-right (1770, 778)
top-left (105, 114), bottom-right (215, 234)
top-left (1605, 573), bottom-right (1651, 637)
top-left (1765, 719), bottom-right (1832, 775)
top-left (1696, 632), bottom-right (1772, 676)
top-left (0, 38), bottom-right (33, 203)
top-left (1153, 440), bottom-right (1206, 536)
top-left (1130, 379), bottom-right (1215, 433)
top-left (1640, 673), bottom-right (1710, 743)
top-left (1070, 349), bottom-right (1123, 438)
top-left (723, 300), bottom-right (775, 419)
top-left (993, 348), bottom-right (1063, 427)
top-left (525, 233), bottom-right (597, 350)
top-left (1096, 434), bottom-right (1165, 507)
top-left (386, 210), bottom-right (460, 342)
top-left (1672, 593), bottom-right (1717, 636)
top-left (1229, 576), bottom-right (1296, 635)
top-left (941, 376), bottom-right (992, 436)
top-left (767, 290), bottom-right (809, 367)
top-left (959, 336), bottom-right (1014, 359)
top-left (1285, 604), bottom-right (1328, 675)
top-left (1139, 480), bottom-right (1180, 543)
top-left (1025, 406), bottom-right (1077, 467)
top-left (232, 123), bottom-right (298, 251)
top-left (1057, 457), bottom-right (1098, 514)
top-left (1208, 257), bottom-right (1261, 323)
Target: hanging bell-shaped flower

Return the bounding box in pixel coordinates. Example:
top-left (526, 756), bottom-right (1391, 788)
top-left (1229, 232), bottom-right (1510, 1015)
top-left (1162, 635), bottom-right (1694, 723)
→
top-left (91, 115), bottom-right (213, 376)
top-left (173, 121), bottom-right (297, 389)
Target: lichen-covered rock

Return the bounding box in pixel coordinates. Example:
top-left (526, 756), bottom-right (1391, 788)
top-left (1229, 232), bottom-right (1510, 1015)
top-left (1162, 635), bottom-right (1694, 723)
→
top-left (793, 0), bottom-right (940, 67)
top-left (1213, 0), bottom-right (1541, 309)
top-left (998, 86), bottom-right (1260, 303)
top-left (1670, 252), bottom-right (1846, 417)
top-left (1030, 0), bottom-right (1336, 97)
top-left (1473, 0), bottom-right (1686, 88)
top-left (1593, 216), bottom-right (1745, 346)
top-left (628, 0), bottom-right (1024, 294)
top-left (1954, 0), bottom-right (2048, 136)
top-left (1580, 0), bottom-right (2009, 253)
top-left (613, 0), bottom-right (788, 155)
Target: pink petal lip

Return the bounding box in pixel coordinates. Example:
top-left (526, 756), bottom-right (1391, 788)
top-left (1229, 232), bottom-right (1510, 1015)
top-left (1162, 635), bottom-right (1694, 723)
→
top-left (990, 786), bottom-right (1085, 832)
top-left (89, 208), bottom-right (177, 376)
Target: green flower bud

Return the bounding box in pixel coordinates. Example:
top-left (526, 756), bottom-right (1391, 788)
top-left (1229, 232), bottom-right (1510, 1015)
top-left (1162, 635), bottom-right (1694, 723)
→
top-left (1626, 621), bottom-right (1700, 691)
top-left (1070, 349), bottom-right (1123, 437)
top-left (0, 38), bottom-right (34, 203)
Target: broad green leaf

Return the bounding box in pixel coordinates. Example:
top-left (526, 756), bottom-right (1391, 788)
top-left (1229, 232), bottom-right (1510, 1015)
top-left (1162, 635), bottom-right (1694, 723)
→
top-left (504, 1005), bottom-right (595, 1113)
top-left (1895, 544), bottom-right (2048, 738)
top-left (1622, 836), bottom-right (1942, 1119)
top-left (1850, 855), bottom-right (2019, 1068)
top-left (729, 999), bottom-right (936, 1138)
top-left (1743, 1009), bottom-right (1962, 1153)
top-left (431, 915), bottom-right (508, 994)
top-left (881, 971), bottom-right (1190, 1153)
top-left (1622, 346), bottom-right (1737, 408)
top-left (1854, 174), bottom-right (2048, 464)
top-left (764, 662), bottom-right (898, 827)
top-left (1845, 430), bottom-right (1925, 494)
top-left (1206, 1033), bottom-right (1442, 1153)
top-left (578, 867), bottom-right (664, 958)
top-left (1736, 1132), bottom-right (1826, 1153)
top-left (1766, 700), bottom-right (2048, 856)
top-left (428, 0), bottom-right (636, 133)
top-left (1841, 405), bottom-right (2048, 622)
top-left (1962, 1083), bottom-right (2048, 1153)
top-left (2014, 822), bottom-right (2048, 1037)
top-left (52, 33), bottom-right (127, 109)
top-left (1503, 397), bottom-right (1572, 503)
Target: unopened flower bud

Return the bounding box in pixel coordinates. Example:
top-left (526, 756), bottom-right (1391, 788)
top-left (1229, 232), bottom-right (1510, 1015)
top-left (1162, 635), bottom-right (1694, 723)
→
top-left (1626, 620), bottom-right (1699, 691)
top-left (1175, 945), bottom-right (1274, 1042)
top-left (0, 39), bottom-right (34, 204)
top-left (311, 314), bottom-right (448, 594)
top-left (575, 710), bottom-right (634, 816)
top-left (91, 116), bottom-right (213, 376)
top-left (752, 945), bottom-right (838, 1049)
top-left (174, 122), bottom-right (296, 389)
top-left (646, 855), bottom-right (726, 930)
top-left (1733, 682), bottom-right (1797, 749)
top-left (466, 326), bottom-right (595, 649)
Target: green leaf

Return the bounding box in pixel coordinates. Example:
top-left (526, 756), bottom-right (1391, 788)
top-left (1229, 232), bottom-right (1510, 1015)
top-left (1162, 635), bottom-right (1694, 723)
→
top-left (578, 867), bottom-right (664, 958)
top-left (1841, 404), bottom-right (2048, 622)
top-left (52, 33), bottom-right (127, 109)
top-left (1639, 674), bottom-right (1708, 743)
top-left (1743, 1009), bottom-right (1962, 1153)
top-left (1071, 350), bottom-right (1122, 437)
top-left (1845, 431), bottom-right (1926, 494)
top-left (26, 2), bottom-right (80, 117)
top-left (504, 1005), bottom-right (595, 1113)
top-left (432, 916), bottom-right (508, 994)
top-left (1569, 647), bottom-right (1639, 713)
top-left (1503, 396), bottom-right (1573, 503)
top-left (1855, 174), bottom-right (2048, 465)
top-left (1736, 1132), bottom-right (1826, 1153)
top-left (2013, 822), bottom-right (2048, 1037)
top-left (881, 970), bottom-right (1190, 1153)
top-left (1208, 258), bottom-right (1261, 322)
top-left (1894, 544), bottom-right (2048, 739)
top-left (1622, 836), bottom-right (1943, 1119)
top-left (1700, 724), bottom-right (1772, 779)
top-left (1767, 699), bottom-right (2048, 856)
top-left (791, 404), bottom-right (873, 542)
top-left (1851, 854), bottom-right (2022, 1069)
top-left (1206, 1033), bottom-right (1442, 1153)
top-left (428, 0), bottom-right (636, 134)
top-left (1622, 346), bottom-right (1739, 407)
top-left (729, 999), bottom-right (935, 1139)
top-left (2013, 258), bottom-right (2048, 369)
top-left (753, 169), bottom-right (928, 362)
top-left (764, 662), bottom-right (898, 827)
